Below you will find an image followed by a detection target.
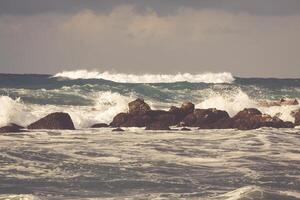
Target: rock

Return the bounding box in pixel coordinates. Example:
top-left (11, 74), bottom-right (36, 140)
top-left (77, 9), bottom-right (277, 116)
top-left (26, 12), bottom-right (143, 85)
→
top-left (258, 98), bottom-right (298, 107)
top-left (110, 112), bottom-right (151, 127)
top-left (291, 108), bottom-right (300, 126)
top-left (112, 127), bottom-right (124, 132)
top-left (279, 98), bottom-right (298, 106)
top-left (0, 123), bottom-right (25, 133)
top-left (232, 108), bottom-right (294, 130)
top-left (146, 110), bottom-right (177, 126)
top-left (91, 123), bottom-right (109, 128)
top-left (181, 127), bottom-right (191, 131)
top-left (128, 98), bottom-right (151, 115)
top-left (182, 108), bottom-right (230, 128)
top-left (146, 122), bottom-right (170, 130)
top-left (180, 102), bottom-right (195, 115)
top-left (27, 112), bottom-right (75, 130)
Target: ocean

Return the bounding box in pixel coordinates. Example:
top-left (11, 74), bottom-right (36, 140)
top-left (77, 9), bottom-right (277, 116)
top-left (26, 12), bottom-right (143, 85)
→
top-left (0, 70), bottom-right (299, 199)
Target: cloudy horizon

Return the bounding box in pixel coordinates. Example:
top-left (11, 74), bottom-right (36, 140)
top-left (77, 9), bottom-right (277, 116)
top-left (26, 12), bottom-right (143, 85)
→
top-left (0, 0), bottom-right (300, 78)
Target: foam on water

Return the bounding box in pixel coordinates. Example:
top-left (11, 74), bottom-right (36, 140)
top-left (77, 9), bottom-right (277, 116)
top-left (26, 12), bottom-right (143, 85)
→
top-left (53, 69), bottom-right (235, 83)
top-left (195, 89), bottom-right (300, 122)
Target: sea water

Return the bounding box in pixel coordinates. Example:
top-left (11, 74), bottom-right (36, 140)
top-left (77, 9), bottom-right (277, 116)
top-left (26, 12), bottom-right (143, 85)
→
top-left (0, 70), bottom-right (299, 199)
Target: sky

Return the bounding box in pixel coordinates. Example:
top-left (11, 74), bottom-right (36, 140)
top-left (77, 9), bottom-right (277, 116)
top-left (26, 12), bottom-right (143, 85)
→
top-left (0, 0), bottom-right (299, 78)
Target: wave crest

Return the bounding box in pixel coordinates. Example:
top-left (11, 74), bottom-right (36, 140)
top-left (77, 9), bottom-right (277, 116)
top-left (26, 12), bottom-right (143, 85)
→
top-left (53, 70), bottom-right (235, 83)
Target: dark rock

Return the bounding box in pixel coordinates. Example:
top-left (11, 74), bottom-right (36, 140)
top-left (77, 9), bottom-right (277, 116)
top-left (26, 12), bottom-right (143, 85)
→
top-left (146, 110), bottom-right (177, 126)
top-left (128, 98), bottom-right (151, 115)
top-left (110, 112), bottom-right (151, 127)
top-left (91, 123), bottom-right (109, 128)
top-left (182, 108), bottom-right (230, 128)
top-left (181, 127), bottom-right (191, 131)
top-left (180, 102), bottom-right (195, 115)
top-left (112, 127), bottom-right (124, 132)
top-left (146, 122), bottom-right (170, 130)
top-left (27, 112), bottom-right (75, 130)
top-left (291, 108), bottom-right (300, 126)
top-left (0, 123), bottom-right (25, 133)
top-left (232, 108), bottom-right (294, 130)
top-left (280, 98), bottom-right (298, 106)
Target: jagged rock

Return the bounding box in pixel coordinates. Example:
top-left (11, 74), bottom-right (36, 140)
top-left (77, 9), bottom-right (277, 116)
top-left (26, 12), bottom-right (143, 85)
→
top-left (27, 112), bottom-right (75, 130)
top-left (232, 108), bottom-right (294, 130)
top-left (0, 123), bottom-right (25, 133)
top-left (112, 127), bottom-right (124, 132)
top-left (291, 108), bottom-right (300, 126)
top-left (128, 98), bottom-right (151, 115)
top-left (91, 123), bottom-right (109, 128)
top-left (182, 108), bottom-right (230, 128)
top-left (279, 98), bottom-right (298, 106)
top-left (146, 122), bottom-right (170, 130)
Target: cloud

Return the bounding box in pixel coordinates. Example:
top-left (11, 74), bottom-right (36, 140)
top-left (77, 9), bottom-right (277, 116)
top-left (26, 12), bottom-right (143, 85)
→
top-left (0, 5), bottom-right (300, 77)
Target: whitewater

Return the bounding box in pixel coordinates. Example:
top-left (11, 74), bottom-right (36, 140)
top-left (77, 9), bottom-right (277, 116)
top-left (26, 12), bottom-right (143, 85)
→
top-left (0, 70), bottom-right (299, 199)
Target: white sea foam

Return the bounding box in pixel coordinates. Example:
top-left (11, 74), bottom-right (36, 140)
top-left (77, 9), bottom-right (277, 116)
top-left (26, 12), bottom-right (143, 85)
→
top-left (195, 90), bottom-right (300, 122)
top-left (53, 69), bottom-right (235, 83)
top-left (0, 96), bottom-right (34, 127)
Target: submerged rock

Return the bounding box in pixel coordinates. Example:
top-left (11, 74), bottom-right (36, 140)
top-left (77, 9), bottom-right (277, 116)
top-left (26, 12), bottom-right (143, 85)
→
top-left (28, 112), bottom-right (75, 130)
top-left (91, 123), bottom-right (109, 128)
top-left (181, 127), bottom-right (191, 131)
top-left (0, 123), bottom-right (25, 133)
top-left (112, 127), bottom-right (124, 132)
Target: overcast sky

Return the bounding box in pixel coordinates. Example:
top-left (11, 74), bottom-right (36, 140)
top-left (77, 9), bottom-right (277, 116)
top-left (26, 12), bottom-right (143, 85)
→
top-left (0, 0), bottom-right (299, 77)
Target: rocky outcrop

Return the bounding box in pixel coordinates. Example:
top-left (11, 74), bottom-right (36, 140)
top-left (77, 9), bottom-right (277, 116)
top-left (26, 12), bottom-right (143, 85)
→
top-left (110, 99), bottom-right (295, 130)
top-left (182, 108), bottom-right (230, 128)
top-left (231, 108), bottom-right (294, 130)
top-left (291, 108), bottom-right (300, 126)
top-left (91, 123), bottom-right (109, 128)
top-left (128, 98), bottom-right (151, 115)
top-left (0, 123), bottom-right (25, 133)
top-left (28, 112), bottom-right (75, 130)
top-left (110, 99), bottom-right (196, 128)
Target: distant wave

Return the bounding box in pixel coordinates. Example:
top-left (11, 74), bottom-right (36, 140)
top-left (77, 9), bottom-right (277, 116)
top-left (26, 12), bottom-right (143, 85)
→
top-left (53, 70), bottom-right (235, 83)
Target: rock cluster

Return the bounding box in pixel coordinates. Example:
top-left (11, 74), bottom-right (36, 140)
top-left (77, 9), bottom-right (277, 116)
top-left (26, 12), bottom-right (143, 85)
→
top-left (0, 98), bottom-right (298, 133)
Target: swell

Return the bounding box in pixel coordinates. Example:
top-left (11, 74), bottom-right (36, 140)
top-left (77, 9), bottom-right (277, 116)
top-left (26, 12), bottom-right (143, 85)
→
top-left (53, 70), bottom-right (235, 83)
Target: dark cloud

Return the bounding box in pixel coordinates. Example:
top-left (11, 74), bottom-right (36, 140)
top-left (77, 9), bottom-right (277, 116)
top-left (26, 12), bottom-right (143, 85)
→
top-left (1, 0), bottom-right (300, 16)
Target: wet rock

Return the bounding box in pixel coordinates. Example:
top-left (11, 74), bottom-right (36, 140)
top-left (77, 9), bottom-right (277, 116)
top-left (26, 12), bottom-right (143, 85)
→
top-left (91, 123), bottom-right (109, 128)
top-left (232, 108), bottom-right (294, 130)
top-left (27, 112), bottom-right (75, 130)
top-left (258, 98), bottom-right (298, 107)
top-left (182, 108), bottom-right (230, 128)
top-left (291, 108), bottom-right (300, 126)
top-left (112, 127), bottom-right (124, 132)
top-left (128, 98), bottom-right (151, 115)
top-left (180, 102), bottom-right (195, 115)
top-left (0, 123), bottom-right (25, 133)
top-left (145, 122), bottom-right (170, 130)
top-left (279, 98), bottom-right (298, 106)
top-left (110, 112), bottom-right (151, 127)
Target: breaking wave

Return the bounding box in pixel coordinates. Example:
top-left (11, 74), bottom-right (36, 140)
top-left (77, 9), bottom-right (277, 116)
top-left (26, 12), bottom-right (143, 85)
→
top-left (53, 69), bottom-right (235, 83)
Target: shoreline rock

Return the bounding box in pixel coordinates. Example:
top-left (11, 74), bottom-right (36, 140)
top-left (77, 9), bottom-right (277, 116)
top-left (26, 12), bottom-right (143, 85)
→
top-left (0, 123), bottom-right (25, 133)
top-left (28, 112), bottom-right (75, 130)
top-left (91, 123), bottom-right (109, 128)
top-left (109, 99), bottom-right (296, 130)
